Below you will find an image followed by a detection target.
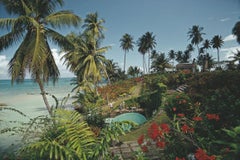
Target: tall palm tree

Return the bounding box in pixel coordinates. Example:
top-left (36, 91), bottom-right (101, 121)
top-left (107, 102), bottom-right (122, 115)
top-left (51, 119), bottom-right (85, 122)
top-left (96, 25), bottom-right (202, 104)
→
top-left (232, 21), bottom-right (240, 44)
top-left (202, 39), bottom-right (211, 71)
top-left (137, 35), bottom-right (147, 74)
top-left (0, 0), bottom-right (81, 115)
top-left (82, 12), bottom-right (105, 40)
top-left (120, 33), bottom-right (134, 73)
top-left (144, 32), bottom-right (157, 73)
top-left (63, 32), bottom-right (110, 89)
top-left (211, 35), bottom-right (224, 68)
top-left (187, 25), bottom-right (205, 55)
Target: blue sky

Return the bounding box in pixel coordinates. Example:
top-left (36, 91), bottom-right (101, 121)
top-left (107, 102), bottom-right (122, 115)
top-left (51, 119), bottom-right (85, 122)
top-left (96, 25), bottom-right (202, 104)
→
top-left (0, 0), bottom-right (240, 79)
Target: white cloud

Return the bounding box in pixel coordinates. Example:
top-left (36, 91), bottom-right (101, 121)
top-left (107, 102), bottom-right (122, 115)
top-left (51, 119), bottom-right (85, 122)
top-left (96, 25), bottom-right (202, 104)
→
top-left (220, 17), bottom-right (230, 22)
top-left (0, 55), bottom-right (9, 79)
top-left (223, 34), bottom-right (236, 42)
top-left (220, 46), bottom-right (240, 60)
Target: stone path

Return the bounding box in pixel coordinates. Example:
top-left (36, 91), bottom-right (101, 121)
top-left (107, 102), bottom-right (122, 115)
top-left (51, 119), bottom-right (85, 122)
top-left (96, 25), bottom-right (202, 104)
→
top-left (110, 141), bottom-right (164, 160)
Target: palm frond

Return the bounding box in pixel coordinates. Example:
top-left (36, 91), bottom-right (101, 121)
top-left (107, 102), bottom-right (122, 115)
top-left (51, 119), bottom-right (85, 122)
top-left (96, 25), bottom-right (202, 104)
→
top-left (46, 28), bottom-right (74, 51)
top-left (45, 10), bottom-right (81, 28)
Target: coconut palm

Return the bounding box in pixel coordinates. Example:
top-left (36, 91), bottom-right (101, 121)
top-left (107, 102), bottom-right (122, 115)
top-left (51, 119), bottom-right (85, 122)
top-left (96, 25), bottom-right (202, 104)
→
top-left (120, 33), bottom-right (134, 73)
top-left (151, 52), bottom-right (170, 73)
top-left (187, 25), bottom-right (205, 55)
top-left (82, 12), bottom-right (105, 40)
top-left (144, 32), bottom-right (157, 73)
top-left (229, 49), bottom-right (240, 69)
top-left (137, 35), bottom-right (147, 74)
top-left (201, 39), bottom-right (211, 71)
top-left (211, 35), bottom-right (224, 68)
top-left (176, 51), bottom-right (183, 63)
top-left (168, 50), bottom-right (176, 68)
top-left (127, 66), bottom-right (140, 78)
top-left (63, 32), bottom-right (110, 89)
top-left (232, 21), bottom-right (240, 44)
top-left (0, 0), bottom-right (80, 115)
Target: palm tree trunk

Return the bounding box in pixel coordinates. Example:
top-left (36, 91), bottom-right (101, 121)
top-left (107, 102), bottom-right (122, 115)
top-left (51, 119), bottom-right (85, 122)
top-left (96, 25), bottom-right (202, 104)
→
top-left (36, 78), bottom-right (52, 116)
top-left (142, 54), bottom-right (145, 74)
top-left (217, 49), bottom-right (220, 68)
top-left (124, 51), bottom-right (126, 73)
top-left (148, 52), bottom-right (150, 73)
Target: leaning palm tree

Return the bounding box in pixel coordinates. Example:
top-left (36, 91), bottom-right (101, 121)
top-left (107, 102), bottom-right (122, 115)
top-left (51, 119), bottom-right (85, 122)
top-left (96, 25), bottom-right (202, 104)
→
top-left (232, 21), bottom-right (240, 44)
top-left (187, 25), bottom-right (205, 55)
top-left (211, 35), bottom-right (224, 68)
top-left (0, 0), bottom-right (80, 115)
top-left (120, 33), bottom-right (134, 73)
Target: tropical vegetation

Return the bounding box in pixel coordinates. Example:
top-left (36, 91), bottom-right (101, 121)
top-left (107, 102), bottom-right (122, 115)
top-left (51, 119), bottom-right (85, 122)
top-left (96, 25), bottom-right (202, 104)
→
top-left (1, 0), bottom-right (240, 159)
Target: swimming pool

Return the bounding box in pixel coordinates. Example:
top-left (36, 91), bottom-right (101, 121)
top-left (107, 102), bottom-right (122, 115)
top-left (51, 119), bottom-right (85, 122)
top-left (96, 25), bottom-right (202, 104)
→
top-left (111, 112), bottom-right (147, 125)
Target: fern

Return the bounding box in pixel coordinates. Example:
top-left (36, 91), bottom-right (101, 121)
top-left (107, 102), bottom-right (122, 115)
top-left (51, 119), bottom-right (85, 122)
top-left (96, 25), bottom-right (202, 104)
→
top-left (19, 109), bottom-right (96, 160)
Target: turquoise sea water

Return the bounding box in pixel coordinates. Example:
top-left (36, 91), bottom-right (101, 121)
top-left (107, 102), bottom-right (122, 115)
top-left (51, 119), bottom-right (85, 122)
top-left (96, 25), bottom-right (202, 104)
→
top-left (0, 78), bottom-right (75, 151)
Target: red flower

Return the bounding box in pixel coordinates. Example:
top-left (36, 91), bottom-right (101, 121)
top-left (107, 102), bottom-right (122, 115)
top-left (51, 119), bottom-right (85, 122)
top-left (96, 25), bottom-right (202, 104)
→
top-left (156, 140), bottom-right (166, 148)
top-left (173, 107), bottom-right (177, 112)
top-left (176, 95), bottom-right (180, 98)
top-left (148, 122), bottom-right (159, 140)
top-left (160, 123), bottom-right (170, 133)
top-left (177, 113), bottom-right (185, 117)
top-left (181, 124), bottom-right (194, 133)
top-left (206, 114), bottom-right (220, 121)
top-left (193, 116), bottom-right (203, 121)
top-left (195, 148), bottom-right (216, 160)
top-left (137, 134), bottom-right (144, 145)
top-left (141, 145), bottom-right (148, 152)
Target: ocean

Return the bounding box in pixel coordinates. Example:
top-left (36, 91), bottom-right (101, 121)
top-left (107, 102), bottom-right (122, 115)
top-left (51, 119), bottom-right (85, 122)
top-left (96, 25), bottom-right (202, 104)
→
top-left (0, 78), bottom-right (76, 152)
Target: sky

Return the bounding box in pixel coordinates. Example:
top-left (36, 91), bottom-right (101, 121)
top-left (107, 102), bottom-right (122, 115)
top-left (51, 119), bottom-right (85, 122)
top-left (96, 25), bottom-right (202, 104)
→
top-left (0, 0), bottom-right (240, 79)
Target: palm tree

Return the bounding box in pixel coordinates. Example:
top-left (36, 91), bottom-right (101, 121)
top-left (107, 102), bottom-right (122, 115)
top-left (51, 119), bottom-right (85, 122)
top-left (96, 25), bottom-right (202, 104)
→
top-left (137, 32), bottom-right (156, 74)
top-left (144, 32), bottom-right (157, 73)
top-left (137, 35), bottom-right (147, 74)
top-left (82, 12), bottom-right (105, 40)
top-left (63, 32), bottom-right (110, 89)
top-left (211, 35), bottom-right (224, 68)
top-left (120, 33), bottom-right (134, 73)
top-left (232, 21), bottom-right (240, 44)
top-left (151, 52), bottom-right (170, 73)
top-left (187, 25), bottom-right (205, 55)
top-left (127, 66), bottom-right (140, 78)
top-left (176, 51), bottom-right (183, 63)
top-left (0, 0), bottom-right (80, 115)
top-left (202, 39), bottom-right (211, 71)
top-left (229, 49), bottom-right (240, 69)
top-left (168, 50), bottom-right (175, 68)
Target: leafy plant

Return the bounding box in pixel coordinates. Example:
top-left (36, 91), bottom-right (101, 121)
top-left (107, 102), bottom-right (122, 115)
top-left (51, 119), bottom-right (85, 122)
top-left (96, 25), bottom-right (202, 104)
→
top-left (19, 109), bottom-right (96, 160)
